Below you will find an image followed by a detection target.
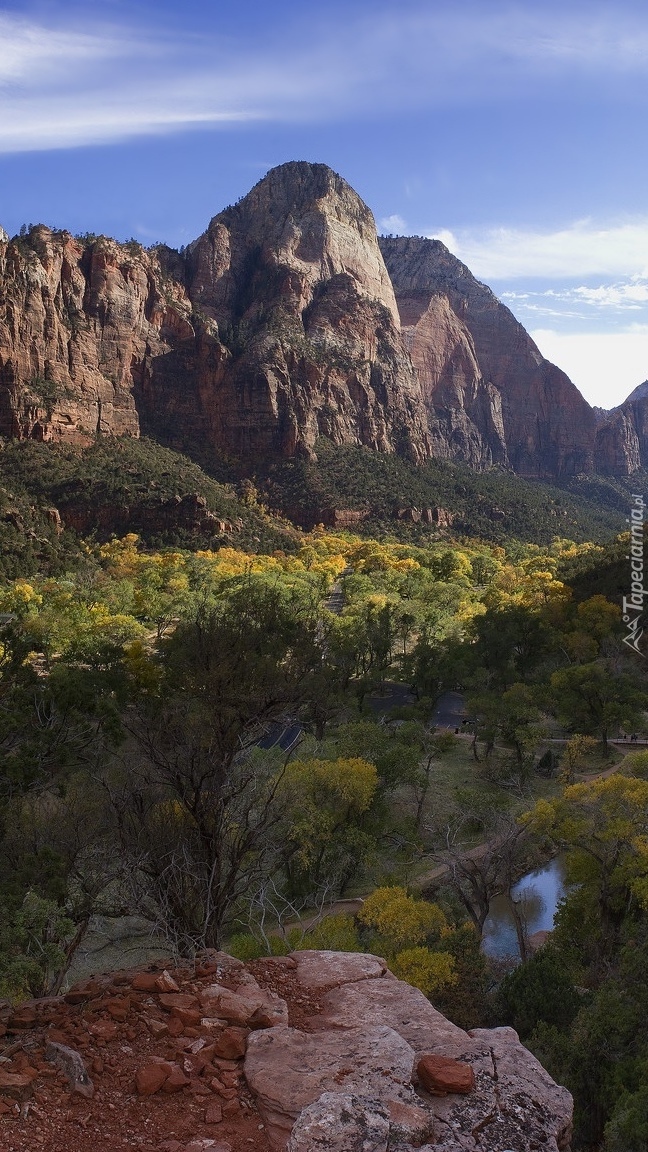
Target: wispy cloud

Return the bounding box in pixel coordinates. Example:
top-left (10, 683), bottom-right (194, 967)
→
top-left (502, 279), bottom-right (648, 316)
top-left (379, 214), bottom-right (407, 233)
top-left (0, 15), bottom-right (127, 84)
top-left (430, 221), bottom-right (648, 279)
top-left (3, 3), bottom-right (648, 153)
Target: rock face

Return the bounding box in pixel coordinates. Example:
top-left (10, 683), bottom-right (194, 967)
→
top-left (380, 235), bottom-right (596, 477)
top-left (0, 165), bottom-right (430, 465)
top-left (3, 161), bottom-right (642, 479)
top-left (595, 380), bottom-right (648, 475)
top-left (0, 226), bottom-right (176, 442)
top-left (181, 162), bottom-right (430, 462)
top-left (243, 950), bottom-right (572, 1152)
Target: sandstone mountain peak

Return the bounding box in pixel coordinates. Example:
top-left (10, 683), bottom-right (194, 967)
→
top-left (380, 234), bottom-right (595, 476)
top-left (0, 226), bottom-right (7, 244)
top-left (0, 164), bottom-right (647, 477)
top-left (191, 159), bottom-right (400, 326)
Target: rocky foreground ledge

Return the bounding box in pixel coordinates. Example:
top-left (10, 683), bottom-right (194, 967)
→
top-left (0, 949), bottom-right (572, 1152)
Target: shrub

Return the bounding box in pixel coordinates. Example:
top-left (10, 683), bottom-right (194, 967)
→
top-left (391, 946), bottom-right (456, 997)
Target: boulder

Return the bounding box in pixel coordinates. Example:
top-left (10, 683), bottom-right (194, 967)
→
top-left (45, 1041), bottom-right (94, 1098)
top-left (212, 1026), bottom-right (249, 1060)
top-left (313, 973), bottom-right (475, 1059)
top-left (135, 1061), bottom-right (173, 1095)
top-left (199, 981), bottom-right (287, 1028)
top-left (417, 1054), bottom-right (475, 1095)
top-left (287, 1091), bottom-right (390, 1152)
top-left (158, 992), bottom-right (199, 1013)
top-left (244, 1023), bottom-right (416, 1150)
top-left (0, 1071), bottom-right (34, 1101)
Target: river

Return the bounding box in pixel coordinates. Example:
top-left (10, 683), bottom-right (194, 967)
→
top-left (481, 855), bottom-right (567, 958)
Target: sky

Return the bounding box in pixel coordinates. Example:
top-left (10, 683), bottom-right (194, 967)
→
top-left (1, 0), bottom-right (648, 409)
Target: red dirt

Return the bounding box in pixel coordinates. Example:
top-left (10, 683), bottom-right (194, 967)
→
top-left (0, 954), bottom-right (316, 1152)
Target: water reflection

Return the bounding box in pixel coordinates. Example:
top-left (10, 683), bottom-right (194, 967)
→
top-left (482, 855), bottom-right (567, 958)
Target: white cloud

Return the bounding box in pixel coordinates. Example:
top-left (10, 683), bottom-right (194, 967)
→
top-left (504, 282), bottom-right (648, 307)
top-left (0, 15), bottom-right (127, 84)
top-left (3, 4), bottom-right (648, 153)
top-left (573, 282), bottom-right (648, 307)
top-left (379, 214), bottom-right (407, 233)
top-left (531, 327), bottom-right (648, 408)
top-left (429, 221), bottom-right (648, 280)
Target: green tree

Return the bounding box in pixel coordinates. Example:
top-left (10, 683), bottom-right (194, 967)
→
top-left (549, 662), bottom-right (646, 752)
top-left (281, 757), bottom-right (378, 896)
top-left (496, 945), bottom-right (585, 1039)
top-left (529, 774), bottom-right (648, 958)
top-left (116, 580), bottom-right (324, 952)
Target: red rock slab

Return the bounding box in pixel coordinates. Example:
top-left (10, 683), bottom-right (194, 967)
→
top-left (155, 971), bottom-right (181, 993)
top-left (131, 971), bottom-right (163, 991)
top-left (135, 1061), bottom-right (173, 1095)
top-left (7, 1007), bottom-right (37, 1029)
top-left (199, 986), bottom-right (261, 1026)
top-left (212, 1026), bottom-right (249, 1060)
top-left (171, 1006), bottom-right (202, 1029)
top-left (417, 1053), bottom-right (475, 1095)
top-left (161, 1065), bottom-right (190, 1093)
top-left (290, 949), bottom-right (388, 989)
top-left (199, 984), bottom-right (287, 1029)
top-left (158, 992), bottom-right (200, 1013)
top-left (182, 1049), bottom-right (215, 1075)
top-left (166, 1016), bottom-right (186, 1037)
top-left (146, 1016), bottom-right (169, 1037)
top-left (209, 1078), bottom-right (238, 1100)
top-left (205, 1100), bottom-right (223, 1124)
top-left (106, 997), bottom-right (131, 1021)
top-left (64, 979), bottom-right (103, 1004)
top-left (0, 1071), bottom-right (34, 1101)
top-left (89, 1019), bottom-right (118, 1041)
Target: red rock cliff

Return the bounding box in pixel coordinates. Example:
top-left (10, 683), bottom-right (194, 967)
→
top-left (3, 163), bottom-right (641, 481)
top-left (0, 165), bottom-right (432, 465)
top-left (380, 236), bottom-right (597, 478)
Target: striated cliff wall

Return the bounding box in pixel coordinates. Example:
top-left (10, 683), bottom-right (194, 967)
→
top-left (380, 236), bottom-right (598, 478)
top-left (0, 164), bottom-right (431, 466)
top-left (0, 161), bottom-right (645, 479)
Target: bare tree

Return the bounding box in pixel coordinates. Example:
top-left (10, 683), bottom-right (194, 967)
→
top-left (425, 810), bottom-right (535, 958)
top-left (113, 582), bottom-right (322, 954)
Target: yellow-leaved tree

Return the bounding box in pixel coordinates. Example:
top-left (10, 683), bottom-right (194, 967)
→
top-left (527, 774), bottom-right (648, 957)
top-left (281, 757), bottom-right (378, 898)
top-left (357, 886), bottom-right (457, 998)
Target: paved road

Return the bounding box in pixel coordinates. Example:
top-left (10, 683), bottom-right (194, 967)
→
top-left (366, 680), bottom-right (416, 715)
top-left (257, 722), bottom-right (303, 753)
top-left (431, 690), bottom-right (467, 731)
top-left (324, 584), bottom-right (345, 614)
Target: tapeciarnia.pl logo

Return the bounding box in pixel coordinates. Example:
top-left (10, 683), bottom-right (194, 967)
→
top-left (623, 494), bottom-right (645, 655)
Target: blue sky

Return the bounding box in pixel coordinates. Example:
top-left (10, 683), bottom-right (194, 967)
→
top-left (2, 0), bottom-right (648, 408)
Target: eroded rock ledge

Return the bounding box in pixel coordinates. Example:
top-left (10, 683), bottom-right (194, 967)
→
top-left (0, 948), bottom-right (572, 1152)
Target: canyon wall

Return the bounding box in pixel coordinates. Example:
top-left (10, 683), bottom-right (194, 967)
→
top-left (0, 161), bottom-right (645, 477)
